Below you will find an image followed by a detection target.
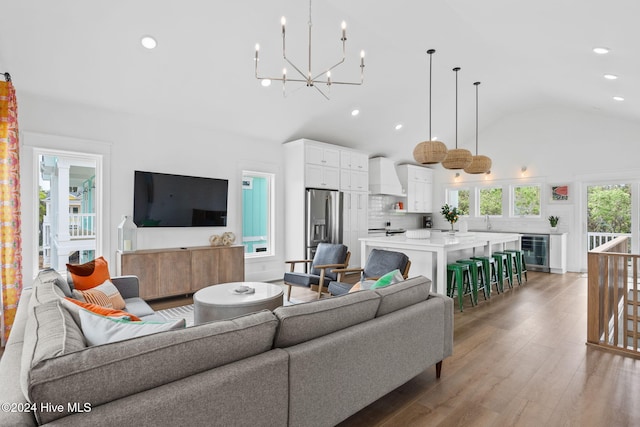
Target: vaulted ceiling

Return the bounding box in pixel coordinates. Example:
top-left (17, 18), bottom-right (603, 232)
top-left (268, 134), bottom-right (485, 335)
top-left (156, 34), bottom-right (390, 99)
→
top-left (1, 0), bottom-right (638, 163)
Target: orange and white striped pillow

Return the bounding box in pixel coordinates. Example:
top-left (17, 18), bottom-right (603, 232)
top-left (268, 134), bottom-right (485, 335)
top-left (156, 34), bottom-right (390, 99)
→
top-left (75, 280), bottom-right (126, 310)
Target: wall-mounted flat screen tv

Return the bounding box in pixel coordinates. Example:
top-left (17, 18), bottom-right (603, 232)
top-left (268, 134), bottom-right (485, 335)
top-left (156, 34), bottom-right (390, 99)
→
top-left (133, 170), bottom-right (228, 227)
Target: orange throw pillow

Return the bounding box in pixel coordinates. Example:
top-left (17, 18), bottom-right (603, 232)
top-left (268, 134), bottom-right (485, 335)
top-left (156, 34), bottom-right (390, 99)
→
top-left (67, 256), bottom-right (111, 290)
top-left (64, 297), bottom-right (141, 321)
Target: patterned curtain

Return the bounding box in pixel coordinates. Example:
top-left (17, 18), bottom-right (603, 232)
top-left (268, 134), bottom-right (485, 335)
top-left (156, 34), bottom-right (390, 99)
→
top-left (0, 77), bottom-right (22, 346)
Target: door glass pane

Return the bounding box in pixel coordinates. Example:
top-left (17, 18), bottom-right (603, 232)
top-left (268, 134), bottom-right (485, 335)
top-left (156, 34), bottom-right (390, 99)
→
top-left (479, 187), bottom-right (503, 216)
top-left (39, 154), bottom-right (97, 270)
top-left (242, 172), bottom-right (274, 257)
top-left (587, 184), bottom-right (631, 250)
top-left (513, 185), bottom-right (541, 216)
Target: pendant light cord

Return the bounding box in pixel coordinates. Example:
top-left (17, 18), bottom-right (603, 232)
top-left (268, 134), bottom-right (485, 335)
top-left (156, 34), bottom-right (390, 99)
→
top-left (474, 81), bottom-right (480, 155)
top-left (427, 49), bottom-right (435, 140)
top-left (453, 67), bottom-right (460, 148)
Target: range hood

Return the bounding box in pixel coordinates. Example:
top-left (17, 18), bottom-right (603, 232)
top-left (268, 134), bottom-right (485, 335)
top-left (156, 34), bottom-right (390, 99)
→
top-left (368, 157), bottom-right (405, 196)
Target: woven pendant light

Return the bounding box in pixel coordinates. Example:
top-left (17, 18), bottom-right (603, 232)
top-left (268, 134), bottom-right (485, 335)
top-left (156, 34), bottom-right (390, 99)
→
top-left (413, 49), bottom-right (448, 164)
top-left (443, 67), bottom-right (472, 170)
top-left (464, 81), bottom-right (492, 174)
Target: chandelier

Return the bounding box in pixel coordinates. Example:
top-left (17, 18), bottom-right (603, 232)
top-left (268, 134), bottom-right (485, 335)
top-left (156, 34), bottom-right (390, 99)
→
top-left (254, 0), bottom-right (365, 100)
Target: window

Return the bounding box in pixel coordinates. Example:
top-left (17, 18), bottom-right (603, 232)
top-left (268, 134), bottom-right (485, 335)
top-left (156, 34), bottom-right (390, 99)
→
top-left (479, 187), bottom-right (503, 216)
top-left (242, 171), bottom-right (275, 257)
top-left (447, 188), bottom-right (470, 216)
top-left (512, 184), bottom-right (541, 217)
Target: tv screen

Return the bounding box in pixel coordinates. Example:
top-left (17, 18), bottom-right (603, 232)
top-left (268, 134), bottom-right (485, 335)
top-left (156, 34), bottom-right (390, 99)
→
top-left (133, 171), bottom-right (228, 227)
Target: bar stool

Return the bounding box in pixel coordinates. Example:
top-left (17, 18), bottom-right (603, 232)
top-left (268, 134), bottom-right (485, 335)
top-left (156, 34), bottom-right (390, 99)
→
top-left (457, 259), bottom-right (488, 302)
top-left (471, 256), bottom-right (498, 296)
top-left (492, 252), bottom-right (513, 291)
top-left (505, 249), bottom-right (527, 283)
top-left (447, 263), bottom-right (474, 312)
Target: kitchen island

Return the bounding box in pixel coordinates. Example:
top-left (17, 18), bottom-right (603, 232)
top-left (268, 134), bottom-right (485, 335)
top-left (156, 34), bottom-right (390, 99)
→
top-left (360, 231), bottom-right (521, 295)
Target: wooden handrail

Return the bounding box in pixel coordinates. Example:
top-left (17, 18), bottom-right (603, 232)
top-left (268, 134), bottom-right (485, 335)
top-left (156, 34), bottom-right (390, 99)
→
top-left (587, 235), bottom-right (640, 358)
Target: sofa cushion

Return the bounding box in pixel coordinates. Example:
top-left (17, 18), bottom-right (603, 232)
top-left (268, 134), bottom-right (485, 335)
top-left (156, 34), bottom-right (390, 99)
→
top-left (20, 300), bottom-right (86, 415)
top-left (29, 274), bottom-right (66, 311)
top-left (25, 309), bottom-right (278, 424)
top-left (66, 256), bottom-right (111, 290)
top-left (79, 309), bottom-right (186, 345)
top-left (123, 297), bottom-right (156, 317)
top-left (273, 291), bottom-right (380, 347)
top-left (374, 275), bottom-right (431, 317)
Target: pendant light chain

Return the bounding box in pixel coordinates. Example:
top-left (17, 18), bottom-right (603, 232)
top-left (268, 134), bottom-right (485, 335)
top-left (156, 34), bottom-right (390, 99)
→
top-left (454, 67), bottom-right (460, 148)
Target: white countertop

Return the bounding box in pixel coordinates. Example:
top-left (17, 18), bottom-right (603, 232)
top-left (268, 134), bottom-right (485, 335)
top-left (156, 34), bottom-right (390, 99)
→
top-left (360, 231), bottom-right (521, 249)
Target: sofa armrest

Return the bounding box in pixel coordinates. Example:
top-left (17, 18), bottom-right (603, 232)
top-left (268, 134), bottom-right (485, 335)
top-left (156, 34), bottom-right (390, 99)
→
top-left (111, 275), bottom-right (140, 299)
top-left (428, 292), bottom-right (454, 358)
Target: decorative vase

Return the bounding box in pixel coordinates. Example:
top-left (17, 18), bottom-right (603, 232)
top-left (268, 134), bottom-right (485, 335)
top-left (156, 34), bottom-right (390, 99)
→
top-left (448, 223), bottom-right (456, 235)
top-left (550, 226), bottom-right (558, 233)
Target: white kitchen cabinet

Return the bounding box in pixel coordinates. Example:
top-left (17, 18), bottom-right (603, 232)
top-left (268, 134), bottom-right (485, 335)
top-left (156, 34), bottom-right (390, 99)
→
top-left (549, 233), bottom-right (567, 274)
top-left (340, 150), bottom-right (369, 171)
top-left (397, 164), bottom-right (433, 213)
top-left (343, 191), bottom-right (368, 268)
top-left (305, 144), bottom-right (340, 168)
top-left (306, 164), bottom-right (340, 190)
top-left (340, 169), bottom-right (368, 192)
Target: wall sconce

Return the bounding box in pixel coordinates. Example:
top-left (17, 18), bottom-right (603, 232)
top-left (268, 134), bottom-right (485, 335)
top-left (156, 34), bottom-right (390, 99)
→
top-left (454, 172), bottom-right (461, 182)
top-left (484, 170), bottom-right (491, 180)
top-left (521, 166), bottom-right (527, 176)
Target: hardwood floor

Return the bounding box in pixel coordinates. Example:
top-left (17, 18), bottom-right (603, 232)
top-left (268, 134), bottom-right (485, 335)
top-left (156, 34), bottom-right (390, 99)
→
top-left (150, 273), bottom-right (640, 426)
top-left (336, 272), bottom-right (640, 427)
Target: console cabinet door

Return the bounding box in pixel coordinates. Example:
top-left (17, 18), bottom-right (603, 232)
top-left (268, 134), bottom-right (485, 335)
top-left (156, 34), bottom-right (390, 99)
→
top-left (120, 252), bottom-right (160, 299)
top-left (158, 250), bottom-right (191, 297)
top-left (218, 246), bottom-right (245, 283)
top-left (191, 248), bottom-right (219, 292)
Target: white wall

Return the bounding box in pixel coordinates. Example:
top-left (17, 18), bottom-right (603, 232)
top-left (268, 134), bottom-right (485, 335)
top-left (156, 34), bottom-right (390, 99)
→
top-left (19, 92), bottom-right (286, 283)
top-left (431, 104), bottom-right (640, 272)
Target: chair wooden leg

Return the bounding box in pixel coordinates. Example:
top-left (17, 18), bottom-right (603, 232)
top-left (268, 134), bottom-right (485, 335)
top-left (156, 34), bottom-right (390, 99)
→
top-left (436, 361), bottom-right (443, 378)
top-left (287, 284), bottom-right (292, 301)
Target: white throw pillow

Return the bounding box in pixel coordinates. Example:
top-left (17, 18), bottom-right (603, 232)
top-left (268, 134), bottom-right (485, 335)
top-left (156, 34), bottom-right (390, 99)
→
top-left (79, 309), bottom-right (185, 346)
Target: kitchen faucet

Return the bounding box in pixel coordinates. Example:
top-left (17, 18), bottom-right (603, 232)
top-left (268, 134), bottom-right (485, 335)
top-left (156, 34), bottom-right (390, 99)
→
top-left (485, 215), bottom-right (492, 230)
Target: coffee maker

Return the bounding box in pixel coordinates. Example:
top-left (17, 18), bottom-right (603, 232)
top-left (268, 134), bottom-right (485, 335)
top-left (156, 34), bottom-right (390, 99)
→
top-left (422, 215), bottom-right (432, 229)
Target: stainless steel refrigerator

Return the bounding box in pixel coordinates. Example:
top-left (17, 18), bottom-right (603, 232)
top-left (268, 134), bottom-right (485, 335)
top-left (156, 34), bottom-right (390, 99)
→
top-left (305, 189), bottom-right (343, 260)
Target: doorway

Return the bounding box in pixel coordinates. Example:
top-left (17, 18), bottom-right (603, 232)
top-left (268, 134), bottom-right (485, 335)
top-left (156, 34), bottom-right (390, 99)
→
top-left (585, 183), bottom-right (633, 253)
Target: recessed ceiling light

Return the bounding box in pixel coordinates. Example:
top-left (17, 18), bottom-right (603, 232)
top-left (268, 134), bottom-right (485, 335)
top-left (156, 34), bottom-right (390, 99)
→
top-left (351, 109), bottom-right (360, 117)
top-left (394, 123), bottom-right (403, 131)
top-left (613, 96), bottom-right (625, 101)
top-left (141, 36), bottom-right (157, 49)
top-left (431, 136), bottom-right (438, 141)
top-left (593, 47), bottom-right (609, 55)
top-left (603, 74), bottom-right (618, 80)
top-left (261, 79), bottom-right (272, 87)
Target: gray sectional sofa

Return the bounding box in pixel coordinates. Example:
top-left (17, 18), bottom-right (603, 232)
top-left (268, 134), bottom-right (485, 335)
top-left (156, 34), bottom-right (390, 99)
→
top-left (0, 269), bottom-right (453, 426)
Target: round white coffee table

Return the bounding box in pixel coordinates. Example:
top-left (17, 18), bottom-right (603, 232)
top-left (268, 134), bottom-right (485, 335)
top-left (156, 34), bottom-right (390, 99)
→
top-left (193, 282), bottom-right (284, 324)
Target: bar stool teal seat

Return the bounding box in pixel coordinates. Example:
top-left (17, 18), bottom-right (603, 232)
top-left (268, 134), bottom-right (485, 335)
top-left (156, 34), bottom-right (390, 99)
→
top-left (457, 259), bottom-right (489, 302)
top-left (491, 252), bottom-right (512, 291)
top-left (447, 263), bottom-right (474, 312)
top-left (471, 256), bottom-right (498, 296)
top-left (504, 249), bottom-right (527, 283)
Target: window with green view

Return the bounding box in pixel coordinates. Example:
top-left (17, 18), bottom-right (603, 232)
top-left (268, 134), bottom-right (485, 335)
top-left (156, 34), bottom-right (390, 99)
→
top-left (447, 188), bottom-right (470, 216)
top-left (479, 187), bottom-right (503, 216)
top-left (512, 185), bottom-right (541, 216)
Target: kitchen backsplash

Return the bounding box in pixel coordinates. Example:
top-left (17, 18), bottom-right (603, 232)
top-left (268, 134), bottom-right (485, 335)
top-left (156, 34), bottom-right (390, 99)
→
top-left (368, 195), bottom-right (425, 230)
